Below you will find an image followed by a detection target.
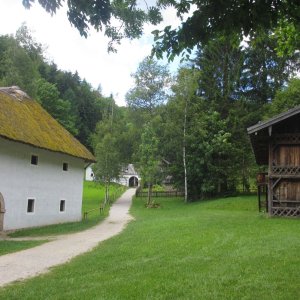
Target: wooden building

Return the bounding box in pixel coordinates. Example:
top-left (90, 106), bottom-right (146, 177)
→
top-left (247, 106), bottom-right (300, 217)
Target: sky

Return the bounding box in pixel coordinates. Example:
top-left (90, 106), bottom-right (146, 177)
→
top-left (0, 0), bottom-right (182, 106)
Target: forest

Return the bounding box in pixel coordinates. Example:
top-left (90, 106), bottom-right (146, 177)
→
top-left (1, 24), bottom-right (300, 201)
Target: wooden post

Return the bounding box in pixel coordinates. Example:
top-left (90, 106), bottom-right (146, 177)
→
top-left (268, 143), bottom-right (273, 216)
top-left (257, 185), bottom-right (261, 211)
top-left (265, 185), bottom-right (268, 212)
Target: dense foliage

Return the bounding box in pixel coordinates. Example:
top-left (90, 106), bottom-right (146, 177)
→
top-left (126, 57), bottom-right (170, 115)
top-left (138, 123), bottom-right (161, 205)
top-left (23, 1), bottom-right (300, 59)
top-left (0, 25), bottom-right (110, 149)
top-left (153, 0), bottom-right (300, 60)
top-left (121, 34), bottom-right (300, 200)
top-left (22, 0), bottom-right (162, 52)
top-left (1, 23), bottom-right (299, 201)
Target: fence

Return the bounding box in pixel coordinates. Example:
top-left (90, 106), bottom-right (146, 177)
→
top-left (135, 189), bottom-right (185, 198)
top-left (83, 187), bottom-right (125, 220)
top-left (135, 188), bottom-right (257, 199)
top-left (83, 205), bottom-right (105, 220)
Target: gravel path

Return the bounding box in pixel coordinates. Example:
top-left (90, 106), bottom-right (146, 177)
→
top-left (0, 188), bottom-right (136, 287)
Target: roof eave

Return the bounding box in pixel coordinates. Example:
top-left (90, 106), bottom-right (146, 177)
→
top-left (0, 134), bottom-right (96, 163)
top-left (247, 105), bottom-right (300, 134)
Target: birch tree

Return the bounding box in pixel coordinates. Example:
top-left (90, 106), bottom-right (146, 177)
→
top-left (164, 68), bottom-right (199, 202)
top-left (93, 100), bottom-right (122, 205)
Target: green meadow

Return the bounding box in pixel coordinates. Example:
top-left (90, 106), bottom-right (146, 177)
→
top-left (1, 195), bottom-right (299, 299)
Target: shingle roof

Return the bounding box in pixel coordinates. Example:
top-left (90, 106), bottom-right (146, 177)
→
top-left (0, 87), bottom-right (95, 162)
top-left (247, 105), bottom-right (300, 134)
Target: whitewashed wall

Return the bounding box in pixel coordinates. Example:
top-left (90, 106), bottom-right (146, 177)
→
top-left (115, 177), bottom-right (128, 186)
top-left (0, 137), bottom-right (85, 230)
top-left (113, 175), bottom-right (141, 187)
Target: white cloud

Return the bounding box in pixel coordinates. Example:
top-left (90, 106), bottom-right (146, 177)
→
top-left (0, 0), bottom-right (182, 106)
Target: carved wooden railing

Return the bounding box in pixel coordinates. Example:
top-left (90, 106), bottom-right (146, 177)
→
top-left (272, 206), bottom-right (300, 217)
top-left (272, 166), bottom-right (300, 176)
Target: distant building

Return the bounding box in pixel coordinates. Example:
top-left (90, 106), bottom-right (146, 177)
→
top-left (85, 165), bottom-right (95, 181)
top-left (116, 164), bottom-right (141, 187)
top-left (0, 87), bottom-right (95, 231)
top-left (87, 163), bottom-right (141, 187)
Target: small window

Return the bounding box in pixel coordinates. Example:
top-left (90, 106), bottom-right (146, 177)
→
top-left (63, 162), bottom-right (68, 171)
top-left (60, 200), bottom-right (65, 212)
top-left (31, 155), bottom-right (38, 165)
top-left (27, 199), bottom-right (35, 213)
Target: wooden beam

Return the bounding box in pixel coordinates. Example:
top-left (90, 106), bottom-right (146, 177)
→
top-left (268, 143), bottom-right (273, 215)
top-left (268, 125), bottom-right (272, 136)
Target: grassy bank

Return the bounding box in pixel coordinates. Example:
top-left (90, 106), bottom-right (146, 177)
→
top-left (8, 181), bottom-right (126, 238)
top-left (1, 195), bottom-right (299, 299)
top-left (0, 240), bottom-right (46, 256)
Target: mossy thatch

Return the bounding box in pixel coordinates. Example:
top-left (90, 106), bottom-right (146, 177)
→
top-left (0, 88), bottom-right (95, 162)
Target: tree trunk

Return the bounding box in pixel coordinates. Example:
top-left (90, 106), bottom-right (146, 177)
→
top-left (147, 182), bottom-right (152, 206)
top-left (183, 100), bottom-right (188, 203)
top-left (107, 181), bottom-right (110, 204)
top-left (105, 180), bottom-right (109, 206)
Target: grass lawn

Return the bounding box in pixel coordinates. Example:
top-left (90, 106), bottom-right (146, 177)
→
top-left (8, 181), bottom-right (126, 238)
top-left (0, 194), bottom-right (299, 299)
top-left (0, 240), bottom-right (46, 256)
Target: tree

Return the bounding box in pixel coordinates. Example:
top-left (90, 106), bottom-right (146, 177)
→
top-left (162, 68), bottom-right (199, 202)
top-left (93, 104), bottom-right (122, 205)
top-left (15, 23), bottom-right (44, 61)
top-left (152, 0), bottom-right (300, 60)
top-left (274, 19), bottom-right (300, 57)
top-left (138, 123), bottom-right (160, 206)
top-left (267, 78), bottom-right (300, 117)
top-left (193, 35), bottom-right (271, 194)
top-left (36, 78), bottom-right (78, 135)
top-left (187, 110), bottom-right (234, 197)
top-left (226, 99), bottom-right (260, 192)
top-left (125, 57), bottom-right (170, 163)
top-left (126, 57), bottom-right (170, 116)
top-left (162, 36), bottom-right (269, 197)
top-left (195, 34), bottom-right (244, 117)
top-left (0, 30), bottom-right (108, 148)
top-left (94, 133), bottom-right (121, 204)
top-left (0, 34), bottom-right (40, 97)
top-left (22, 0), bottom-right (162, 52)
top-left (241, 31), bottom-right (300, 105)
top-left (38, 62), bottom-right (106, 148)
top-left (24, 1), bottom-right (300, 57)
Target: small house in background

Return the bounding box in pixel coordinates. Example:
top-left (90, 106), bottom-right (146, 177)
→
top-left (85, 165), bottom-right (95, 181)
top-left (117, 164), bottom-right (141, 187)
top-left (248, 105), bottom-right (300, 217)
top-left (0, 87), bottom-right (95, 231)
top-left (85, 163), bottom-right (141, 187)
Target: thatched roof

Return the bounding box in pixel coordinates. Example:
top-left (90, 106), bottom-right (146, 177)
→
top-left (247, 105), bottom-right (300, 165)
top-left (0, 87), bottom-right (95, 162)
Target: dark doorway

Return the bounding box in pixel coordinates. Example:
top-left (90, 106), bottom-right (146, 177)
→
top-left (129, 176), bottom-right (138, 187)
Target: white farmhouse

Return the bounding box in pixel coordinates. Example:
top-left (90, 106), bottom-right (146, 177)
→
top-left (86, 163), bottom-right (141, 187)
top-left (0, 87), bottom-right (95, 231)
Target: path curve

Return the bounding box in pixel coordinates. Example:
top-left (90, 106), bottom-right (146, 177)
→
top-left (0, 188), bottom-right (136, 287)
